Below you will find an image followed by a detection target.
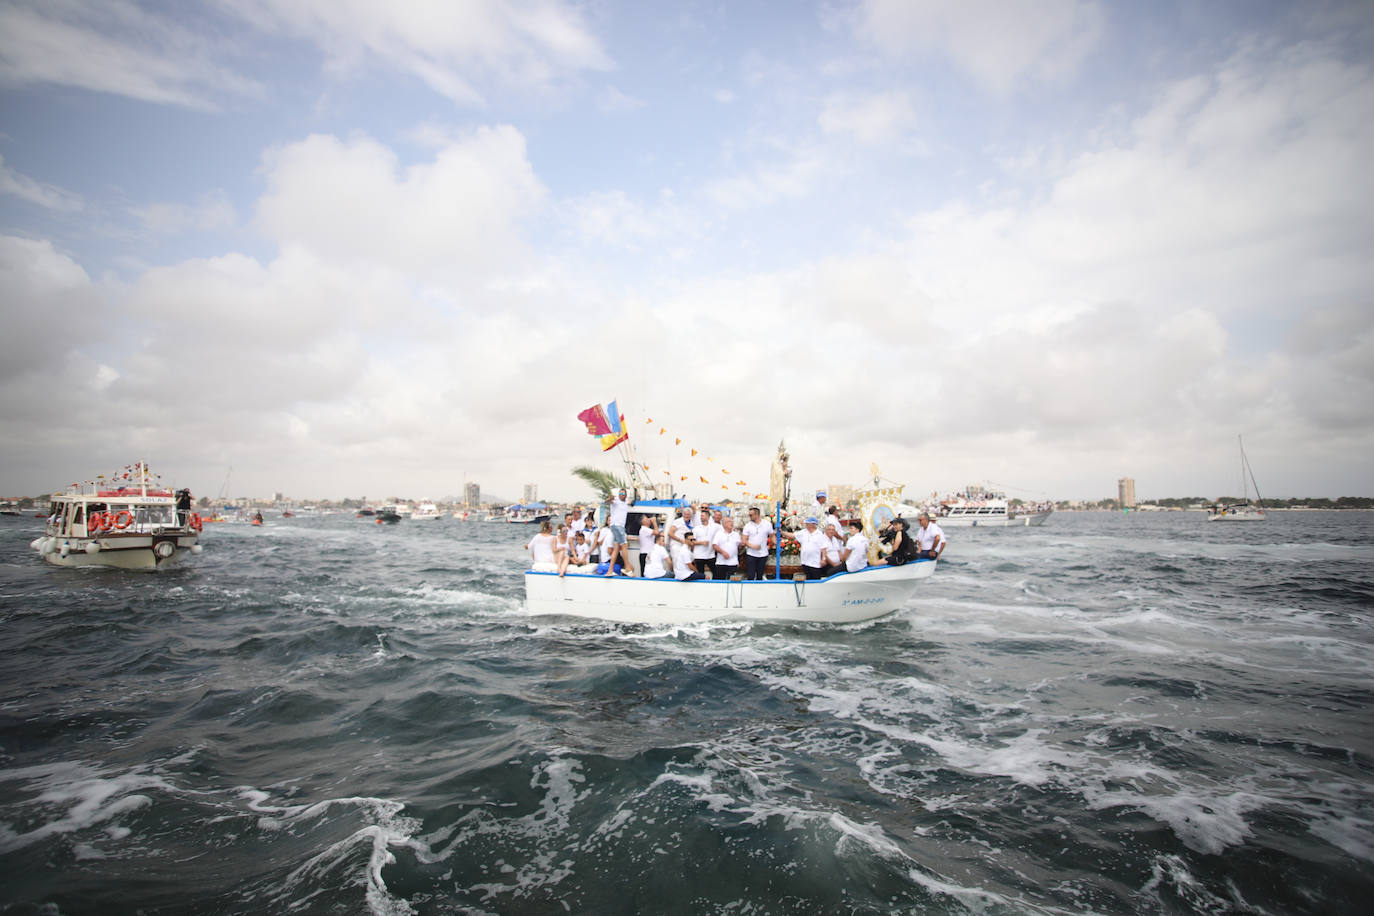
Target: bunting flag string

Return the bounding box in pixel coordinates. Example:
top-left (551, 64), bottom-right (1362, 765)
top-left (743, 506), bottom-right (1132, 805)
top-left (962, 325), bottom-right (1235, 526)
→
top-left (623, 409), bottom-right (779, 504)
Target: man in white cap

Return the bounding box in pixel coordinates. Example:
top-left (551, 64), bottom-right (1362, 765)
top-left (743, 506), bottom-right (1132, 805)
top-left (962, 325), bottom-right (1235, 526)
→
top-left (794, 516), bottom-right (829, 580)
top-left (808, 490), bottom-right (829, 523)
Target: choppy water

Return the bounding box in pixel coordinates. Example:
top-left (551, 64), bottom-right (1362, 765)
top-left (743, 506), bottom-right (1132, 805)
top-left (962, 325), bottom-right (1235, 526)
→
top-left (1, 510), bottom-right (1371, 915)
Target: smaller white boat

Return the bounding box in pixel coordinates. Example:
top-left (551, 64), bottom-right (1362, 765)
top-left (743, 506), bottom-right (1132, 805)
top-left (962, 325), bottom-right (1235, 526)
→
top-left (411, 502), bottom-right (442, 520)
top-left (31, 467), bottom-right (202, 569)
top-left (525, 560), bottom-right (936, 625)
top-left (1208, 435), bottom-right (1267, 522)
top-left (934, 487), bottom-right (1051, 527)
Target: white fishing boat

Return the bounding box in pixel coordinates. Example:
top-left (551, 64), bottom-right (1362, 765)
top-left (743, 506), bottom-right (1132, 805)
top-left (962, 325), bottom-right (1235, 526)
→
top-left (934, 487), bottom-right (1051, 527)
top-left (1208, 436), bottom-right (1267, 522)
top-left (411, 502), bottom-right (442, 520)
top-left (525, 560), bottom-right (936, 625)
top-left (30, 464), bottom-right (203, 569)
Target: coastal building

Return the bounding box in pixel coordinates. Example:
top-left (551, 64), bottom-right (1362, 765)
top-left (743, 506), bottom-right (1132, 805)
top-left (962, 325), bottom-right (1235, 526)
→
top-left (1118, 477), bottom-right (1136, 508)
top-left (523, 483), bottom-right (538, 503)
top-left (465, 482), bottom-right (480, 507)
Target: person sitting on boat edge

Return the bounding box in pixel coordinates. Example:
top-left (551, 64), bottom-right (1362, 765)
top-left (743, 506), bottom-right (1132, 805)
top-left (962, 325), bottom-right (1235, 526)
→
top-left (742, 506), bottom-right (774, 581)
top-left (712, 514), bottom-right (742, 579)
top-left (841, 520), bottom-right (869, 572)
top-left (571, 531), bottom-right (593, 570)
top-left (554, 524), bottom-right (573, 576)
top-left (879, 518), bottom-right (918, 566)
top-left (527, 520), bottom-right (559, 572)
top-left (822, 511), bottom-right (845, 576)
top-left (641, 531), bottom-right (671, 579)
top-left (794, 517), bottom-right (829, 580)
top-left (672, 532), bottom-right (703, 580)
top-left (604, 488), bottom-right (634, 576)
top-left (914, 512), bottom-right (945, 560)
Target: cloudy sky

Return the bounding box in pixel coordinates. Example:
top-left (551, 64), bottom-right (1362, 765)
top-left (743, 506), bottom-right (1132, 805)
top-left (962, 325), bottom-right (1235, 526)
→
top-left (2, 0), bottom-right (1372, 504)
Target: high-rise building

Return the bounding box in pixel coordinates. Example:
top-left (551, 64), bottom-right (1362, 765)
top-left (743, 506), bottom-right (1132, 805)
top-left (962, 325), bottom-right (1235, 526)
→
top-left (523, 483), bottom-right (538, 503)
top-left (1118, 477), bottom-right (1136, 508)
top-left (464, 482), bottom-right (480, 507)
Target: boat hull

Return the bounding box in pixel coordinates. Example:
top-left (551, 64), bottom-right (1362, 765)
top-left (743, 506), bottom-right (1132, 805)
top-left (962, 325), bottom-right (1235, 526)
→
top-left (1207, 512), bottom-right (1266, 521)
top-left (32, 534), bottom-right (199, 570)
top-left (524, 560), bottom-right (936, 625)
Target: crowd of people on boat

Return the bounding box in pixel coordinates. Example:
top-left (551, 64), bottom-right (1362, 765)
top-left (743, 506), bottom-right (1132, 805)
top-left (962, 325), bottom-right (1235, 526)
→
top-left (525, 489), bottom-right (945, 579)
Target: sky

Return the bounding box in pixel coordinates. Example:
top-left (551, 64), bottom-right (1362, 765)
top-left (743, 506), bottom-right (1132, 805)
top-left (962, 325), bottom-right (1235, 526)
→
top-left (2, 0), bottom-right (1373, 504)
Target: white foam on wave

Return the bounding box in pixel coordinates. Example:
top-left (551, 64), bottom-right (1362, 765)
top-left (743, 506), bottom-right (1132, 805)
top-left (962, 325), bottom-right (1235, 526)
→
top-left (458, 752), bottom-right (585, 903)
top-left (0, 760), bottom-right (173, 856)
top-left (241, 787), bottom-right (425, 916)
top-left (1082, 784), bottom-right (1267, 855)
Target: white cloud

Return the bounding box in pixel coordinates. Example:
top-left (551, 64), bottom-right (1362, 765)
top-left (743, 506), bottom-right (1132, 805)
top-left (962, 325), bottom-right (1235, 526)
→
top-left (0, 0), bottom-right (261, 107)
top-left (222, 0), bottom-right (611, 106)
top-left (854, 0), bottom-right (1104, 93)
top-left (597, 85), bottom-right (644, 113)
top-left (132, 190), bottom-right (236, 234)
top-left (255, 126), bottom-right (546, 283)
top-left (0, 236), bottom-right (101, 380)
top-left (818, 90), bottom-right (914, 144)
top-left (0, 155), bottom-right (83, 211)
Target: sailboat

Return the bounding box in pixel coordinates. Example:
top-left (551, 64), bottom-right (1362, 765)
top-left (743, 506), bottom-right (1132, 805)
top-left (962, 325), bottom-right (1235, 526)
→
top-left (1207, 436), bottom-right (1266, 521)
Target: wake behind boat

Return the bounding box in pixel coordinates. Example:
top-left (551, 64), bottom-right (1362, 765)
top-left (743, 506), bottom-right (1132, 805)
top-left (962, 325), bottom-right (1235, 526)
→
top-left (525, 560), bottom-right (935, 625)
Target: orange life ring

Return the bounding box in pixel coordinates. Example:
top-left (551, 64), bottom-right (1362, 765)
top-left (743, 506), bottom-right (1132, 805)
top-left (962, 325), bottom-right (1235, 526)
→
top-left (88, 512), bottom-right (105, 532)
top-left (190, 513), bottom-right (203, 532)
top-left (112, 510), bottom-right (134, 530)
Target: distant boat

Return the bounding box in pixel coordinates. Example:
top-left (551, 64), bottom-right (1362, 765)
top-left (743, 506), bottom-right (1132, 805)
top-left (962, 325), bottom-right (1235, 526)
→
top-left (934, 487), bottom-right (1052, 527)
top-left (1208, 436), bottom-right (1266, 521)
top-left (506, 503), bottom-right (552, 524)
top-left (375, 506), bottom-right (402, 524)
top-left (411, 502), bottom-right (442, 520)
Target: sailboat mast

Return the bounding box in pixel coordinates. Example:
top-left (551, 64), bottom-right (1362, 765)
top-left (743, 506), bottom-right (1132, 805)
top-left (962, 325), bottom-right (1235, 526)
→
top-left (1241, 435), bottom-right (1263, 507)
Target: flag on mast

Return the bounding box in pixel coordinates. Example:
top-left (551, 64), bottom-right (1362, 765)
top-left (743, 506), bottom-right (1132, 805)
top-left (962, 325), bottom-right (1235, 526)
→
top-left (577, 404), bottom-right (613, 436)
top-left (600, 400), bottom-right (628, 451)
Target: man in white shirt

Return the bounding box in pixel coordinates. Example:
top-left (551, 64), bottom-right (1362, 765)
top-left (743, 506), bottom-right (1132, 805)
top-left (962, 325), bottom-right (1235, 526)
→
top-left (711, 515), bottom-right (742, 579)
top-left (741, 506), bottom-right (774, 580)
top-left (672, 530), bottom-right (702, 580)
top-left (595, 523), bottom-right (618, 573)
top-left (642, 531), bottom-right (671, 579)
top-left (795, 517), bottom-right (829, 580)
top-left (569, 508), bottom-right (586, 538)
top-left (808, 490), bottom-right (830, 523)
top-left (691, 505), bottom-right (720, 577)
top-left (605, 488), bottom-right (633, 574)
top-left (636, 514), bottom-right (658, 578)
top-left (841, 520), bottom-right (869, 572)
top-left (914, 512), bottom-right (945, 559)
top-left (667, 507), bottom-right (693, 574)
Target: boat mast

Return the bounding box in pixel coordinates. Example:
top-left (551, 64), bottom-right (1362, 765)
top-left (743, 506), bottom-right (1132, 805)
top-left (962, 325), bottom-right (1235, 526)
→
top-left (1240, 435), bottom-right (1263, 507)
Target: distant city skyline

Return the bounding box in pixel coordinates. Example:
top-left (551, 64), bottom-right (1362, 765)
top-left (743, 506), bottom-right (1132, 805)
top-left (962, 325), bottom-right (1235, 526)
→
top-left (2, 2), bottom-right (1372, 501)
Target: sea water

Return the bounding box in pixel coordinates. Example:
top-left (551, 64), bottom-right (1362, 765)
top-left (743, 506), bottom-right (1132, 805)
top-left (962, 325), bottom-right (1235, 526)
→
top-left (0, 511), bottom-right (1370, 914)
